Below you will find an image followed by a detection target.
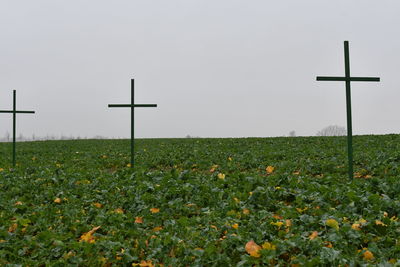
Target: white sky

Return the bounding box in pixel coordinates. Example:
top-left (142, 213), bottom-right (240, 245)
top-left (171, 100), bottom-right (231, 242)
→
top-left (0, 0), bottom-right (398, 138)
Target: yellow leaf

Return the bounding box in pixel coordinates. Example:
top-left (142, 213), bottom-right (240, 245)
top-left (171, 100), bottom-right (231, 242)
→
top-left (15, 201), bottom-right (23, 206)
top-left (218, 173), bottom-right (226, 180)
top-left (8, 223), bottom-right (17, 233)
top-left (375, 220), bottom-right (387, 226)
top-left (54, 198), bottom-right (62, 204)
top-left (232, 223), bottom-right (239, 229)
top-left (262, 242), bottom-right (276, 250)
top-left (351, 223), bottom-right (361, 231)
top-left (210, 165), bottom-right (218, 173)
top-left (325, 219), bottom-right (339, 230)
top-left (210, 225), bottom-right (218, 230)
top-left (0, 168), bottom-right (4, 172)
top-left (245, 240), bottom-right (262, 258)
top-left (363, 250), bottom-right (374, 261)
top-left (358, 218), bottom-right (367, 224)
top-left (309, 231), bottom-right (318, 240)
top-left (266, 166), bottom-right (275, 174)
top-left (296, 207), bottom-right (308, 213)
top-left (93, 203), bottom-right (103, 208)
top-left (132, 260), bottom-right (154, 267)
top-left (150, 208), bottom-right (160, 214)
top-left (135, 217), bottom-right (143, 224)
top-left (114, 208), bottom-right (124, 214)
top-left (285, 219), bottom-right (292, 228)
top-left (243, 208), bottom-right (250, 215)
top-left (127, 163), bottom-right (132, 168)
top-left (228, 157), bottom-right (233, 161)
top-left (79, 226), bottom-right (101, 243)
top-left (270, 221), bottom-right (284, 228)
top-left (152, 226), bottom-right (163, 232)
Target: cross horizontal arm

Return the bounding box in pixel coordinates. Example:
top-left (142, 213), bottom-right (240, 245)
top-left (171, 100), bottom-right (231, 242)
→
top-left (0, 110), bottom-right (35, 114)
top-left (316, 76), bottom-right (380, 82)
top-left (108, 104), bottom-right (157, 108)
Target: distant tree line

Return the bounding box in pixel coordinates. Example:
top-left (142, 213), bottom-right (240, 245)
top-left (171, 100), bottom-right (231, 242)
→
top-left (316, 125), bottom-right (346, 136)
top-left (0, 132), bottom-right (110, 142)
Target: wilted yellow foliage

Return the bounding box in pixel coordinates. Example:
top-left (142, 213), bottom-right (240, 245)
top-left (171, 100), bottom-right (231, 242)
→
top-left (375, 220), bottom-right (387, 226)
top-left (152, 226), bottom-right (163, 232)
top-left (132, 260), bottom-right (154, 267)
top-left (79, 226), bottom-right (101, 243)
top-left (245, 240), bottom-right (261, 257)
top-left (114, 208), bottom-right (124, 214)
top-left (218, 173), bottom-right (226, 180)
top-left (326, 219), bottom-right (339, 230)
top-left (150, 208), bottom-right (160, 214)
top-left (232, 223), bottom-right (239, 229)
top-left (15, 201), bottom-right (23, 206)
top-left (358, 218), bottom-right (367, 224)
top-left (93, 203), bottom-right (103, 208)
top-left (135, 217), bottom-right (143, 224)
top-left (270, 221), bottom-right (284, 228)
top-left (351, 223), bottom-right (361, 231)
top-left (363, 250), bottom-right (374, 260)
top-left (54, 198), bottom-right (62, 204)
top-left (243, 208), bottom-right (250, 215)
top-left (262, 242), bottom-right (276, 250)
top-left (209, 165), bottom-right (218, 173)
top-left (210, 225), bottom-right (218, 230)
top-left (296, 207), bottom-right (308, 213)
top-left (8, 223), bottom-right (17, 233)
top-left (266, 166), bottom-right (275, 174)
top-left (309, 231), bottom-right (318, 240)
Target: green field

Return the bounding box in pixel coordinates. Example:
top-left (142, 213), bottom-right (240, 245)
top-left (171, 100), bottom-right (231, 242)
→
top-left (0, 135), bottom-right (399, 266)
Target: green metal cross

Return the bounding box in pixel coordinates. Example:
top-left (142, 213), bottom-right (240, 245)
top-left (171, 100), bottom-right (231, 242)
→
top-left (317, 41), bottom-right (380, 180)
top-left (108, 79), bottom-right (157, 167)
top-left (0, 90), bottom-right (35, 167)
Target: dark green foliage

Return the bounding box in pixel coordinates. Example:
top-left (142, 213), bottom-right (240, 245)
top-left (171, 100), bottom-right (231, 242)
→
top-left (0, 135), bottom-right (399, 265)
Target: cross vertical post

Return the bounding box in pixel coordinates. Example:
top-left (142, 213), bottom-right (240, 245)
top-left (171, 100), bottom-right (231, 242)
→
top-left (317, 41), bottom-right (380, 180)
top-left (344, 42), bottom-right (353, 180)
top-left (13, 90), bottom-right (17, 166)
top-left (0, 90), bottom-right (35, 167)
top-left (131, 79), bottom-right (135, 167)
top-left (108, 79), bottom-right (157, 168)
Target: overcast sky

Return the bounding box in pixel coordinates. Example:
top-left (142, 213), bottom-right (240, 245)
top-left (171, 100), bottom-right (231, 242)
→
top-left (0, 0), bottom-right (398, 138)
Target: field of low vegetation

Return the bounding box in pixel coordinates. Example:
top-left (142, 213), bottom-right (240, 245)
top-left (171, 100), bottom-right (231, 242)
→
top-left (0, 135), bottom-right (399, 266)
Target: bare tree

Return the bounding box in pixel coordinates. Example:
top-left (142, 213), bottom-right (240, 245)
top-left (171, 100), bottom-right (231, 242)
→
top-left (289, 130), bottom-right (296, 137)
top-left (316, 125), bottom-right (346, 136)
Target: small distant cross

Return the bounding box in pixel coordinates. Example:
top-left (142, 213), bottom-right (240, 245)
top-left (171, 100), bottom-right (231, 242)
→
top-left (0, 90), bottom-right (35, 167)
top-left (317, 41), bottom-right (380, 180)
top-left (108, 79), bottom-right (157, 167)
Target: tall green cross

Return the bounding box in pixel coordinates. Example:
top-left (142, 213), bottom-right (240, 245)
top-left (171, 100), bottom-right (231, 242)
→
top-left (0, 90), bottom-right (35, 167)
top-left (108, 79), bottom-right (157, 167)
top-left (317, 41), bottom-right (380, 180)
